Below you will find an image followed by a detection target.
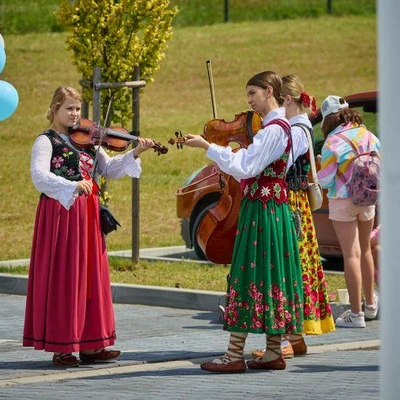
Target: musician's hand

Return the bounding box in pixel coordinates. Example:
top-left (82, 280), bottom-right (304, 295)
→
top-left (316, 154), bottom-right (322, 166)
top-left (184, 134), bottom-right (210, 150)
top-left (77, 179), bottom-right (93, 195)
top-left (134, 138), bottom-right (155, 157)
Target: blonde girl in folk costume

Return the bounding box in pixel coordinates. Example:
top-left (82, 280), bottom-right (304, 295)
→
top-left (281, 75), bottom-right (335, 337)
top-left (23, 86), bottom-right (154, 366)
top-left (184, 71), bottom-right (308, 373)
top-left (252, 75), bottom-right (335, 360)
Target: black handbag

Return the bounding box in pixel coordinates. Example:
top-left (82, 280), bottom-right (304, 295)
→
top-left (99, 205), bottom-right (121, 235)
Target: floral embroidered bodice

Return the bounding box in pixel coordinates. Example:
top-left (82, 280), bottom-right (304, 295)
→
top-left (240, 119), bottom-right (291, 204)
top-left (42, 129), bottom-right (96, 182)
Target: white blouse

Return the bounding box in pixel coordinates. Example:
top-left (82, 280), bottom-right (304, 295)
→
top-left (205, 108), bottom-right (309, 181)
top-left (30, 133), bottom-right (142, 210)
top-left (288, 113), bottom-right (313, 151)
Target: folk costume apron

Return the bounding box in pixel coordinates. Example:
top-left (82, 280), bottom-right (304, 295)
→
top-left (286, 125), bottom-right (335, 335)
top-left (223, 119), bottom-right (304, 335)
top-left (23, 130), bottom-right (116, 353)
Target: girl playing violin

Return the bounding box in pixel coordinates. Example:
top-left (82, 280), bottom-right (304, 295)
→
top-left (23, 86), bottom-right (154, 367)
top-left (184, 71), bottom-right (308, 373)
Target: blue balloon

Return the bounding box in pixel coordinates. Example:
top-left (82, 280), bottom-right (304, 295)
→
top-left (0, 80), bottom-right (19, 121)
top-left (0, 46), bottom-right (5, 74)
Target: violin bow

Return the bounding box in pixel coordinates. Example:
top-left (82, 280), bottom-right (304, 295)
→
top-left (168, 61), bottom-right (218, 149)
top-left (91, 93), bottom-right (114, 178)
top-left (206, 60), bottom-right (218, 119)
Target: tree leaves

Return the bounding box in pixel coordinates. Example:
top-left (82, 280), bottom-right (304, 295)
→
top-left (56, 0), bottom-right (178, 126)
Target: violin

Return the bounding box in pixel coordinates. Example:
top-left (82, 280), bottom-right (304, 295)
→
top-left (69, 118), bottom-right (168, 155)
top-left (168, 111), bottom-right (262, 150)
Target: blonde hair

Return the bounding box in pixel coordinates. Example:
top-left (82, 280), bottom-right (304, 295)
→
top-left (46, 86), bottom-right (82, 123)
top-left (281, 74), bottom-right (316, 114)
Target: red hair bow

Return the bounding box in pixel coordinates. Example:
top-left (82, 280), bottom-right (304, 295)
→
top-left (300, 91), bottom-right (317, 116)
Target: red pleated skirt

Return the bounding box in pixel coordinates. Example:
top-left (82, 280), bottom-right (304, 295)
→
top-left (23, 189), bottom-right (116, 353)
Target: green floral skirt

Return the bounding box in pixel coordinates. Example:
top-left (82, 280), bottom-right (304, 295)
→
top-left (223, 198), bottom-right (304, 335)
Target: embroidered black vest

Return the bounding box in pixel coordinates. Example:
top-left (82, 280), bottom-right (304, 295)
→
top-left (41, 129), bottom-right (96, 182)
top-left (286, 123), bottom-right (313, 192)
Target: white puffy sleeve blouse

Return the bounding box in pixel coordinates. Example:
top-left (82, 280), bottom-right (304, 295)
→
top-left (205, 108), bottom-right (309, 181)
top-left (30, 133), bottom-right (142, 210)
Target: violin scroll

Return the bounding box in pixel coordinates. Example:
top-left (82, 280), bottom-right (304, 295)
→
top-left (168, 131), bottom-right (186, 149)
top-left (151, 140), bottom-right (169, 156)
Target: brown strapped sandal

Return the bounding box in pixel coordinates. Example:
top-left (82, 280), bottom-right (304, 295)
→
top-left (79, 349), bottom-right (121, 363)
top-left (52, 353), bottom-right (80, 367)
top-left (247, 335), bottom-right (286, 370)
top-left (200, 353), bottom-right (247, 373)
top-left (286, 334), bottom-right (307, 356)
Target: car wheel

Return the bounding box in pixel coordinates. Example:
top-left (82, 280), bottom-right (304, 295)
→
top-left (192, 202), bottom-right (217, 261)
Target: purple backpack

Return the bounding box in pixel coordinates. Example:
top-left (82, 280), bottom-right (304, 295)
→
top-left (337, 132), bottom-right (380, 206)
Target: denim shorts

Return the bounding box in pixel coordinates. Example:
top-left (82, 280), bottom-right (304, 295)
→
top-left (328, 198), bottom-right (375, 222)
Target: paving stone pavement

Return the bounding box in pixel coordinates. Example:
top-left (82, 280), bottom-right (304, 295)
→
top-left (0, 293), bottom-right (380, 399)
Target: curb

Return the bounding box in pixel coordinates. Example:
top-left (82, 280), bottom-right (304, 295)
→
top-left (0, 273), bottom-right (225, 312)
top-left (0, 272), bottom-right (349, 317)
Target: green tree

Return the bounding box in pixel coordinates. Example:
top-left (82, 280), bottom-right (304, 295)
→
top-left (56, 0), bottom-right (177, 204)
top-left (56, 0), bottom-right (178, 125)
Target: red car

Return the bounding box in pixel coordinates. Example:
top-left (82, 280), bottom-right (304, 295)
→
top-left (176, 91), bottom-right (378, 263)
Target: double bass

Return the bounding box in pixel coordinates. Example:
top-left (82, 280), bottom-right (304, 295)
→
top-left (170, 108), bottom-right (262, 264)
top-left (195, 111), bottom-right (262, 264)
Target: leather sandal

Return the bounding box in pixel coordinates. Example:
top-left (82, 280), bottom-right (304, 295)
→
top-left (247, 336), bottom-right (286, 370)
top-left (52, 353), bottom-right (80, 367)
top-left (79, 349), bottom-right (121, 363)
top-left (287, 335), bottom-right (307, 356)
top-left (251, 341), bottom-right (294, 359)
top-left (247, 355), bottom-right (286, 370)
top-left (201, 354), bottom-right (246, 373)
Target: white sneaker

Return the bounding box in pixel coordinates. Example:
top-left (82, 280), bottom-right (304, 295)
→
top-left (335, 310), bottom-right (366, 328)
top-left (364, 291), bottom-right (379, 320)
